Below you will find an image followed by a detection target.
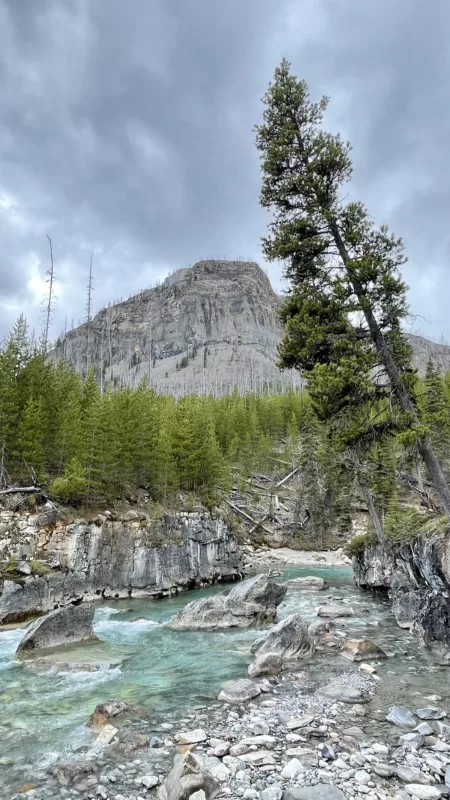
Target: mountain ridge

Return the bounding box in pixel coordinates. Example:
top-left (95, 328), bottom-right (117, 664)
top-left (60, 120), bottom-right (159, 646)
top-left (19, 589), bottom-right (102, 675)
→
top-left (50, 260), bottom-right (450, 395)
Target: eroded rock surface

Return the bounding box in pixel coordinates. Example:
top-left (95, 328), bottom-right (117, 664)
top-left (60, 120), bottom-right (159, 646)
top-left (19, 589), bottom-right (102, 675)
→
top-left (169, 574), bottom-right (287, 631)
top-left (250, 613), bottom-right (313, 662)
top-left (0, 508), bottom-right (243, 622)
top-left (15, 603), bottom-right (96, 655)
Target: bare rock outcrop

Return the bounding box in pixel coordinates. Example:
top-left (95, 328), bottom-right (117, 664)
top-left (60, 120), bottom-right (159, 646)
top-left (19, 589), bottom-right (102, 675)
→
top-left (0, 508), bottom-right (243, 623)
top-left (169, 574), bottom-right (287, 630)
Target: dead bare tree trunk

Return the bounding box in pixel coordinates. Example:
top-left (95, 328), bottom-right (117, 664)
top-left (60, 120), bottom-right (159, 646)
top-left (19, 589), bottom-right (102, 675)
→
top-left (86, 246), bottom-right (94, 375)
top-left (42, 235), bottom-right (55, 353)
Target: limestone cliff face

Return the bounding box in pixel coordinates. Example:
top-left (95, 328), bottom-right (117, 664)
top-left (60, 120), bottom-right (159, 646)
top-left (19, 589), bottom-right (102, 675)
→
top-left (0, 507), bottom-right (243, 622)
top-left (50, 260), bottom-right (299, 396)
top-left (49, 260), bottom-right (450, 394)
top-left (353, 537), bottom-right (450, 651)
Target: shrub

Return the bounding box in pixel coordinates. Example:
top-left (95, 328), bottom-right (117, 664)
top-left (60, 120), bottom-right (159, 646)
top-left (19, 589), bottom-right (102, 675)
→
top-left (50, 458), bottom-right (88, 504)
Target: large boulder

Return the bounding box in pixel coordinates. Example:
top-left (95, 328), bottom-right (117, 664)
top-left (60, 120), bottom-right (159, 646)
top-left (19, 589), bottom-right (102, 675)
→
top-left (15, 603), bottom-right (97, 656)
top-left (169, 574), bottom-right (287, 631)
top-left (158, 752), bottom-right (221, 800)
top-left (250, 613), bottom-right (313, 662)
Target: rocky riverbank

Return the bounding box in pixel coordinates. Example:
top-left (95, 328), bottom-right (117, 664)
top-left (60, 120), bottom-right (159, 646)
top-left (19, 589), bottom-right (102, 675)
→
top-left (243, 547), bottom-right (352, 570)
top-left (0, 505), bottom-right (243, 623)
top-left (352, 536), bottom-right (450, 652)
top-left (10, 658), bottom-right (450, 800)
top-left (7, 570), bottom-right (450, 800)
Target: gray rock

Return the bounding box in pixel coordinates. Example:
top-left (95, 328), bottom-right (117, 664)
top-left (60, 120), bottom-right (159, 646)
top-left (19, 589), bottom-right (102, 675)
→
top-left (282, 787), bottom-right (345, 800)
top-left (261, 789), bottom-right (282, 800)
top-left (15, 603), bottom-right (97, 655)
top-left (194, 755), bottom-right (230, 782)
top-left (317, 605), bottom-right (355, 619)
top-left (150, 736), bottom-right (164, 748)
top-left (88, 700), bottom-right (130, 728)
top-left (416, 707), bottom-right (446, 720)
top-left (315, 682), bottom-right (365, 703)
top-left (250, 613), bottom-right (313, 661)
top-left (17, 561), bottom-right (32, 576)
top-left (286, 576), bottom-right (329, 590)
top-left (386, 706), bottom-right (417, 727)
top-left (170, 574), bottom-right (286, 631)
top-left (321, 744), bottom-right (335, 761)
top-left (373, 762), bottom-right (396, 777)
top-left (404, 786), bottom-right (443, 800)
top-left (218, 679), bottom-right (261, 704)
top-left (175, 729), bottom-right (207, 744)
top-left (0, 513), bottom-right (243, 623)
top-left (157, 752), bottom-right (220, 800)
top-left (140, 775), bottom-right (159, 789)
top-left (446, 765), bottom-right (450, 788)
top-left (280, 758), bottom-right (305, 779)
top-left (248, 653), bottom-right (282, 679)
top-left (397, 765), bottom-right (429, 783)
top-left (400, 732), bottom-right (424, 749)
top-left (286, 714), bottom-right (316, 730)
top-left (341, 638), bottom-right (387, 662)
top-left (415, 722), bottom-right (434, 736)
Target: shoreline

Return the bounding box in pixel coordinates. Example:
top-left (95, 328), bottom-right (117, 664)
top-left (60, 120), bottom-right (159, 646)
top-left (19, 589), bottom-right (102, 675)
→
top-left (244, 547), bottom-right (352, 569)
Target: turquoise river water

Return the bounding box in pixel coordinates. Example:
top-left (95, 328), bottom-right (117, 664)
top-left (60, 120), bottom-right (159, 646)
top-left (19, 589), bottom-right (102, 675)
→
top-left (1, 566), bottom-right (450, 794)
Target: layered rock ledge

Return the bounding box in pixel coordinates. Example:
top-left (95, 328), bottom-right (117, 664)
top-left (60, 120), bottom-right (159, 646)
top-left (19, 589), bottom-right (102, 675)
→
top-left (0, 506), bottom-right (243, 623)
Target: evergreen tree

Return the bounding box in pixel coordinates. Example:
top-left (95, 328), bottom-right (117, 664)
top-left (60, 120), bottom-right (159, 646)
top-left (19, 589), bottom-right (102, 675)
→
top-left (256, 59), bottom-right (450, 519)
top-left (17, 398), bottom-right (45, 480)
top-left (422, 359), bottom-right (450, 470)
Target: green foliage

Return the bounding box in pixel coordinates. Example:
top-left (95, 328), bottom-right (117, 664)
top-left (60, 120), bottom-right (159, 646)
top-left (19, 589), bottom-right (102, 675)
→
top-left (344, 533), bottom-right (376, 557)
top-left (383, 500), bottom-right (448, 542)
top-left (5, 556), bottom-right (18, 573)
top-left (49, 458), bottom-right (88, 504)
top-left (0, 319), bottom-right (322, 508)
top-left (30, 559), bottom-right (51, 576)
top-left (255, 60), bottom-right (445, 537)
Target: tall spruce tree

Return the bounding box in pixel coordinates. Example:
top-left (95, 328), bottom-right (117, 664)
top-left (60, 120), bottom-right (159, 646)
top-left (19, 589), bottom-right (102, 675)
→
top-left (256, 59), bottom-right (450, 519)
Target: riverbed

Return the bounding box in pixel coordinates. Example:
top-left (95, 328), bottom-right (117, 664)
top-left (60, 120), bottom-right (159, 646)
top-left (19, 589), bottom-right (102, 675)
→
top-left (1, 565), bottom-right (450, 797)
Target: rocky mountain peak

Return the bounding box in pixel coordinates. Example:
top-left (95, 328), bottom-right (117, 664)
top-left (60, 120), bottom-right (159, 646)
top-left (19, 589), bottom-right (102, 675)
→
top-left (50, 259), bottom-right (450, 395)
top-left (50, 260), bottom-right (297, 396)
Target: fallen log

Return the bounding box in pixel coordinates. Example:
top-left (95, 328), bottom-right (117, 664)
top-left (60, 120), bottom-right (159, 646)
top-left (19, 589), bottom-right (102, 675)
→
top-left (0, 485), bottom-right (42, 496)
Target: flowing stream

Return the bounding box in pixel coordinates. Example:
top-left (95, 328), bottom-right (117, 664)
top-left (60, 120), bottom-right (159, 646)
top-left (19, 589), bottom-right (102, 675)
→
top-left (1, 565), bottom-right (450, 795)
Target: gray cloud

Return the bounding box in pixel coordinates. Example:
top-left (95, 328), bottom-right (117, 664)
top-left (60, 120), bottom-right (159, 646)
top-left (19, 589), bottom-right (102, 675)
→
top-left (0, 0), bottom-right (449, 343)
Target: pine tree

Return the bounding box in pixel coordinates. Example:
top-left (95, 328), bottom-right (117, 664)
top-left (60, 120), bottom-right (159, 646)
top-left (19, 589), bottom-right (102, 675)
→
top-left (17, 398), bottom-right (45, 480)
top-left (256, 59), bottom-right (450, 520)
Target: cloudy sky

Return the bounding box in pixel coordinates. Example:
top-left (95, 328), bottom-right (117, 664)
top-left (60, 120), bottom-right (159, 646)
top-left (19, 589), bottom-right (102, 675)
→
top-left (1, 0), bottom-right (449, 343)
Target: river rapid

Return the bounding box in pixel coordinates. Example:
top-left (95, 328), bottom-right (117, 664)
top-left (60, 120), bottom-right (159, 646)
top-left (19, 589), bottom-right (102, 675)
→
top-left (1, 565), bottom-right (450, 797)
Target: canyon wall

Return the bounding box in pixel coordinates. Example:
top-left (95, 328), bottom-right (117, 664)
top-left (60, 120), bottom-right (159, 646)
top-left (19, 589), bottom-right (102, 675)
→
top-left (353, 535), bottom-right (450, 651)
top-left (0, 505), bottom-right (244, 623)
